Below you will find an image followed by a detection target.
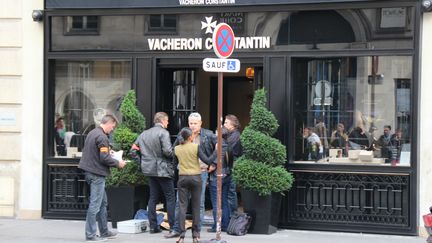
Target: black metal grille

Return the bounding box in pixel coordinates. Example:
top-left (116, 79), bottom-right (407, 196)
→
top-left (281, 171), bottom-right (410, 231)
top-left (47, 165), bottom-right (88, 215)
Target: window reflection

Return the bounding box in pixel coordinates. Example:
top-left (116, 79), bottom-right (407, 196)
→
top-left (51, 60), bottom-right (131, 158)
top-left (293, 56), bottom-right (412, 166)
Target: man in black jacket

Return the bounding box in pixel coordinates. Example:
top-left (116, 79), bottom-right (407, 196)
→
top-left (133, 112), bottom-right (175, 234)
top-left (79, 114), bottom-right (126, 242)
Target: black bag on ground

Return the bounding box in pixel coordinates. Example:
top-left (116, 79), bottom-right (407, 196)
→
top-left (226, 212), bottom-right (251, 236)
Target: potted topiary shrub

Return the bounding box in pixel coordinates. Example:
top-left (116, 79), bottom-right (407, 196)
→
top-left (105, 90), bottom-right (148, 228)
top-left (232, 88), bottom-right (294, 234)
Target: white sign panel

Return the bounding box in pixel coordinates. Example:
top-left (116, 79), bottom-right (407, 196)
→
top-left (0, 112), bottom-right (16, 126)
top-left (203, 58), bottom-right (240, 73)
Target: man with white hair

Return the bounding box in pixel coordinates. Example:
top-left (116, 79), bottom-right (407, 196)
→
top-left (166, 112), bottom-right (216, 238)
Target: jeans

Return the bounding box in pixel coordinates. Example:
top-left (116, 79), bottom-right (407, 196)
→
top-left (84, 172), bottom-right (109, 239)
top-left (172, 171), bottom-right (208, 233)
top-left (209, 174), bottom-right (231, 231)
top-left (228, 180), bottom-right (238, 215)
top-left (148, 177), bottom-right (176, 230)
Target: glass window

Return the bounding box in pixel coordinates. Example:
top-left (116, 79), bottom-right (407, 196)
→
top-left (50, 60), bottom-right (131, 158)
top-left (65, 16), bottom-right (99, 35)
top-left (148, 14), bottom-right (177, 33)
top-left (292, 56), bottom-right (412, 167)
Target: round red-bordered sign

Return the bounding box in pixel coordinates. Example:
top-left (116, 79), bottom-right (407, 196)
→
top-left (212, 23), bottom-right (235, 59)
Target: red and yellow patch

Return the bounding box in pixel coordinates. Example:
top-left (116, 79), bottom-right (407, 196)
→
top-left (100, 147), bottom-right (109, 153)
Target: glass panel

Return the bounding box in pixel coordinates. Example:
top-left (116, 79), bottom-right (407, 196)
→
top-left (86, 16), bottom-right (99, 30)
top-left (292, 56), bottom-right (412, 167)
top-left (71, 16), bottom-right (83, 29)
top-left (51, 60), bottom-right (131, 158)
top-left (149, 15), bottom-right (162, 28)
top-left (51, 7), bottom-right (414, 51)
top-left (164, 14), bottom-right (177, 28)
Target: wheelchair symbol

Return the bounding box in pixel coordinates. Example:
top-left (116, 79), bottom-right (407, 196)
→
top-left (227, 61), bottom-right (236, 71)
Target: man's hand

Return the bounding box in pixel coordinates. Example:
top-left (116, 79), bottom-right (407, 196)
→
top-left (118, 160), bottom-right (126, 169)
top-left (208, 164), bottom-right (216, 173)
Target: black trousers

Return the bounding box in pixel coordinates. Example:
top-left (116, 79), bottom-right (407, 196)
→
top-left (148, 177), bottom-right (176, 230)
top-left (177, 174), bottom-right (202, 238)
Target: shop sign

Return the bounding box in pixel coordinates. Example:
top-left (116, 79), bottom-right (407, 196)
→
top-left (203, 58), bottom-right (240, 72)
top-left (147, 16), bottom-right (270, 51)
top-left (179, 0), bottom-right (236, 6)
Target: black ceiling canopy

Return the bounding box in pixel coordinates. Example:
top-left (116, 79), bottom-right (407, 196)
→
top-left (46, 0), bottom-right (381, 9)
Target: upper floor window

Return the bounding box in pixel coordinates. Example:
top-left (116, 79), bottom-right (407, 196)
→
top-left (147, 14), bottom-right (177, 34)
top-left (65, 16), bottom-right (99, 35)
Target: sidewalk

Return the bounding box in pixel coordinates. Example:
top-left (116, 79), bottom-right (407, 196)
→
top-left (0, 218), bottom-right (426, 243)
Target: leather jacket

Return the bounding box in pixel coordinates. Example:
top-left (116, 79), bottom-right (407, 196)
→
top-left (174, 128), bottom-right (217, 158)
top-left (134, 123), bottom-right (174, 178)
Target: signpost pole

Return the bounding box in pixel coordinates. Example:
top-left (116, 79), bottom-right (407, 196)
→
top-left (216, 71), bottom-right (223, 241)
top-left (203, 23), bottom-right (238, 243)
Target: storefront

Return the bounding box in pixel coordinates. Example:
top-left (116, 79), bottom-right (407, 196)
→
top-left (42, 0), bottom-right (422, 235)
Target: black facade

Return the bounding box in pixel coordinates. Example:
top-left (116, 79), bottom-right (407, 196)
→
top-left (42, 0), bottom-right (421, 235)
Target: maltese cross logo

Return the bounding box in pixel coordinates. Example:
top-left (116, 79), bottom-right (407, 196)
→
top-left (201, 16), bottom-right (217, 34)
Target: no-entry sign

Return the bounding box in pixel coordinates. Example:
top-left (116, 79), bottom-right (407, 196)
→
top-left (212, 23), bottom-right (235, 59)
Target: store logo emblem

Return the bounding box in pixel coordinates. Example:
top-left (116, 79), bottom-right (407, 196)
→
top-left (201, 16), bottom-right (217, 34)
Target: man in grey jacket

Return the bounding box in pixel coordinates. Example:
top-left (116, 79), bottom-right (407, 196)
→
top-left (79, 114), bottom-right (126, 242)
top-left (132, 112), bottom-right (175, 234)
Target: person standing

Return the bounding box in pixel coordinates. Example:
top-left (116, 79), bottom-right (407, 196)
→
top-left (133, 112), bottom-right (175, 234)
top-left (78, 114), bottom-right (126, 242)
top-left (167, 112), bottom-right (216, 238)
top-left (207, 127), bottom-right (232, 232)
top-left (54, 117), bottom-right (66, 156)
top-left (173, 127), bottom-right (215, 243)
top-left (223, 114), bottom-right (242, 215)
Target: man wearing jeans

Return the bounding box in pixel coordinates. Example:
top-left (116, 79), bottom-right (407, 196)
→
top-left (166, 112), bottom-right (217, 238)
top-left (79, 114), bottom-right (126, 242)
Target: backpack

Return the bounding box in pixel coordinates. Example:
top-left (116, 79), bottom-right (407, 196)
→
top-left (226, 212), bottom-right (251, 236)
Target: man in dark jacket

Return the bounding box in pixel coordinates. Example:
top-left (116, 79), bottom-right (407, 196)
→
top-left (79, 114), bottom-right (126, 242)
top-left (223, 114), bottom-right (242, 215)
top-left (132, 112), bottom-right (175, 234)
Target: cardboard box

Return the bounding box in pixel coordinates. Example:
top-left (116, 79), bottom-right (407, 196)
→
top-left (117, 219), bottom-right (148, 234)
top-left (359, 150), bottom-right (373, 162)
top-left (348, 150), bottom-right (361, 160)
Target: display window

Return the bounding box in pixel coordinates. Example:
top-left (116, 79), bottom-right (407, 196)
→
top-left (49, 60), bottom-right (131, 158)
top-left (292, 56), bottom-right (412, 166)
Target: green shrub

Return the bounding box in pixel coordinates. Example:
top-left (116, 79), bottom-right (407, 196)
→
top-left (241, 127), bottom-right (286, 167)
top-left (106, 90), bottom-right (147, 188)
top-left (119, 90), bottom-right (145, 134)
top-left (248, 89), bottom-right (279, 136)
top-left (233, 158), bottom-right (294, 196)
top-left (112, 124), bottom-right (137, 152)
top-left (232, 88), bottom-right (293, 196)
top-left (106, 161), bottom-right (148, 187)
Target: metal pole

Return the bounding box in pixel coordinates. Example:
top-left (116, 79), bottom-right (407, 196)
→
top-left (216, 71), bottom-right (223, 241)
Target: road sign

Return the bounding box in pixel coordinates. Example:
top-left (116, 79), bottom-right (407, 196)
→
top-left (203, 58), bottom-right (240, 73)
top-left (212, 23), bottom-right (235, 59)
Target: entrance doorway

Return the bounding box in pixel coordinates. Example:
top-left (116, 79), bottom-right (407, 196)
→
top-left (157, 65), bottom-right (262, 136)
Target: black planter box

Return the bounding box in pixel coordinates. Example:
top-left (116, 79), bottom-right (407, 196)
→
top-left (241, 189), bottom-right (281, 234)
top-left (106, 185), bottom-right (149, 228)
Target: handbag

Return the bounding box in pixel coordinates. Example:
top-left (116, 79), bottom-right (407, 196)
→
top-left (226, 212), bottom-right (251, 236)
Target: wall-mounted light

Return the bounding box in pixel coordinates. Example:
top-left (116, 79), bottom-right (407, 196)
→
top-left (32, 10), bottom-right (44, 22)
top-left (423, 0), bottom-right (432, 12)
top-left (246, 67), bottom-right (254, 79)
